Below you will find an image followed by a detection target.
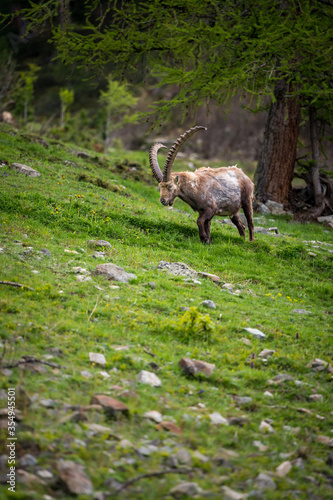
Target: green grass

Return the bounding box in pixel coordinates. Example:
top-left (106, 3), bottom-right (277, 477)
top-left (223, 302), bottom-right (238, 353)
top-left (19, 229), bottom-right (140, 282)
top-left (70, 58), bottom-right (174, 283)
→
top-left (0, 124), bottom-right (333, 499)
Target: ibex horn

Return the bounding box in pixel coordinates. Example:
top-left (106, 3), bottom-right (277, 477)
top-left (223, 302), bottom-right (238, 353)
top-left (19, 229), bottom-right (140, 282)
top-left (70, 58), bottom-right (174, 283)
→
top-left (149, 143), bottom-right (167, 182)
top-left (163, 126), bottom-right (207, 182)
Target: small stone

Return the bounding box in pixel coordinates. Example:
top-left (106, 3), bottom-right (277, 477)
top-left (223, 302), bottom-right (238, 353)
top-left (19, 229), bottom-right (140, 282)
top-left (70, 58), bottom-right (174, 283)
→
top-left (259, 420), bottom-right (275, 433)
top-left (157, 421), bottom-right (183, 435)
top-left (241, 337), bottom-right (253, 346)
top-left (99, 371), bottom-right (110, 379)
top-left (255, 472), bottom-right (276, 491)
top-left (40, 249), bottom-right (51, 257)
top-left (17, 469), bottom-right (44, 485)
top-left (119, 439), bottom-right (134, 449)
top-left (193, 450), bottom-right (209, 462)
top-left (273, 373), bottom-right (293, 383)
top-left (253, 440), bottom-right (269, 452)
top-left (40, 399), bottom-right (56, 408)
top-left (9, 163), bottom-right (41, 177)
top-left (201, 299), bottom-right (216, 309)
top-left (222, 283), bottom-right (234, 291)
top-left (175, 448), bottom-right (192, 466)
top-left (244, 328), bottom-right (266, 339)
top-left (95, 263), bottom-right (137, 283)
top-left (19, 454), bottom-right (38, 467)
top-left (90, 395), bottom-right (129, 418)
top-left (37, 470), bottom-right (53, 479)
top-left (89, 352), bottom-right (106, 366)
top-left (221, 485), bottom-right (247, 500)
top-left (137, 370), bottom-right (162, 387)
top-left (148, 281), bottom-right (156, 289)
top-left (265, 200), bottom-right (286, 215)
top-left (81, 370), bottom-right (93, 379)
top-left (233, 396), bottom-right (253, 405)
top-left (88, 239), bottom-right (112, 247)
top-left (258, 349), bottom-right (275, 358)
top-left (158, 261), bottom-right (198, 279)
top-left (144, 410), bottom-right (163, 423)
top-left (209, 412), bottom-right (228, 425)
top-left (264, 391), bottom-right (274, 397)
top-left (197, 271), bottom-right (220, 283)
top-left (309, 394), bottom-right (323, 402)
top-left (316, 435), bottom-right (333, 446)
top-left (169, 482), bottom-right (203, 498)
top-left (276, 460), bottom-right (292, 477)
top-left (293, 309), bottom-right (311, 314)
top-left (93, 251), bottom-right (106, 259)
top-left (178, 357), bottom-right (215, 377)
top-left (57, 460), bottom-right (93, 494)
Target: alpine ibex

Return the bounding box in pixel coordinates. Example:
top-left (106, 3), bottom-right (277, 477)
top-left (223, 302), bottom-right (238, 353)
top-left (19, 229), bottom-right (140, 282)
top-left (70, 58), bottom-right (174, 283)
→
top-left (149, 126), bottom-right (254, 243)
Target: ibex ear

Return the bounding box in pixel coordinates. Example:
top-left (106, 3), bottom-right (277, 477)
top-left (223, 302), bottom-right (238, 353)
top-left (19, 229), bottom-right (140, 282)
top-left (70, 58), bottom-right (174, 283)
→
top-left (174, 175), bottom-right (179, 184)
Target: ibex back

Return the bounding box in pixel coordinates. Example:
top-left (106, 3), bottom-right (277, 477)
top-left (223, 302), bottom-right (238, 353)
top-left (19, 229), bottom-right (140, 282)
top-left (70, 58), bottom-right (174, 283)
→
top-left (149, 126), bottom-right (254, 244)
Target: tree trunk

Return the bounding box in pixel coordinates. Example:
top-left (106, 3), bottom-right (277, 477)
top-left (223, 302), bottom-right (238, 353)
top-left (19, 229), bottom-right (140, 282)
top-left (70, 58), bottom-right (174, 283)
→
top-left (309, 105), bottom-right (323, 207)
top-left (254, 79), bottom-right (301, 206)
top-left (24, 99), bottom-right (28, 126)
top-left (104, 109), bottom-right (111, 154)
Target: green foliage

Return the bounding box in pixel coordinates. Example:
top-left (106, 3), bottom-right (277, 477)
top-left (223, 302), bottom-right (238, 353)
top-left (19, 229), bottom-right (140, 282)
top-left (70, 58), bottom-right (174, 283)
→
top-left (169, 307), bottom-right (215, 344)
top-left (14, 63), bottom-right (40, 124)
top-left (59, 87), bottom-right (74, 127)
top-left (21, 0), bottom-right (333, 124)
top-left (99, 76), bottom-right (139, 153)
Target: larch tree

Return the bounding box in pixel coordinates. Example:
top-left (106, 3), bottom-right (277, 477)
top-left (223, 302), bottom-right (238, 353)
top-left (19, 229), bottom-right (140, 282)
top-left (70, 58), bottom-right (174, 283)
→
top-left (18, 0), bottom-right (333, 211)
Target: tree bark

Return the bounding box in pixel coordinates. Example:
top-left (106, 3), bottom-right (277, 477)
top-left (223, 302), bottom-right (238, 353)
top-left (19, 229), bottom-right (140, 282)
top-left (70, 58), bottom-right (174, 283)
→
top-left (254, 79), bottom-right (301, 206)
top-left (309, 105), bottom-right (324, 207)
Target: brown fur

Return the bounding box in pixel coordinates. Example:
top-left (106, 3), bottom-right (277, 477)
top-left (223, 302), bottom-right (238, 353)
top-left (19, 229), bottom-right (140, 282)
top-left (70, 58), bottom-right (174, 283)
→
top-left (159, 166), bottom-right (254, 243)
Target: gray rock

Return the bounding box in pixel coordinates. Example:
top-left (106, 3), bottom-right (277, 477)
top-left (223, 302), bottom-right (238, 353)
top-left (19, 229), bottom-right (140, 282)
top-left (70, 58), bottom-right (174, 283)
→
top-left (158, 261), bottom-right (198, 279)
top-left (233, 396), bottom-right (253, 405)
top-left (95, 263), bottom-right (137, 283)
top-left (209, 412), bottom-right (228, 425)
top-left (201, 299), bottom-right (216, 309)
top-left (93, 252), bottom-right (106, 259)
top-left (292, 309), bottom-right (311, 314)
top-left (148, 281), bottom-right (156, 289)
top-left (9, 163), bottom-right (40, 177)
top-left (169, 482), bottom-right (203, 498)
top-left (175, 448), bottom-right (192, 466)
top-left (317, 215), bottom-right (333, 228)
top-left (89, 352), bottom-right (106, 366)
top-left (19, 454), bottom-right (38, 468)
top-left (40, 249), bottom-right (51, 257)
top-left (178, 357), bottom-right (215, 377)
top-left (256, 202), bottom-right (271, 215)
top-left (57, 460), bottom-right (93, 494)
top-left (243, 327), bottom-right (266, 339)
top-left (258, 349), bottom-right (275, 358)
top-left (137, 370), bottom-right (162, 387)
top-left (266, 200), bottom-right (286, 215)
top-left (88, 239), bottom-right (112, 247)
top-left (255, 472), bottom-right (276, 491)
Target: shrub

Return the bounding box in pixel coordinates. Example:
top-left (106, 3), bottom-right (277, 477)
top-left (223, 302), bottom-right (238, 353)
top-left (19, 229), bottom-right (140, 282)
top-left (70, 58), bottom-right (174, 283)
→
top-left (169, 307), bottom-right (215, 344)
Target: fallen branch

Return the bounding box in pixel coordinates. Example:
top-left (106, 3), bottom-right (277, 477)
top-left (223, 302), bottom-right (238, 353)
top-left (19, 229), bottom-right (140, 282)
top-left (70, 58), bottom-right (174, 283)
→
top-left (3, 356), bottom-right (62, 369)
top-left (0, 280), bottom-right (34, 291)
top-left (114, 468), bottom-right (193, 494)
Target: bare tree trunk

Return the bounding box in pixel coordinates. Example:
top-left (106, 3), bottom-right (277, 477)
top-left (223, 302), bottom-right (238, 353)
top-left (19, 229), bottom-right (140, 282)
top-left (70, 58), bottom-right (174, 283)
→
top-left (309, 105), bottom-right (323, 207)
top-left (60, 101), bottom-right (65, 128)
top-left (24, 99), bottom-right (28, 126)
top-left (104, 109), bottom-right (111, 154)
top-left (254, 79), bottom-right (301, 206)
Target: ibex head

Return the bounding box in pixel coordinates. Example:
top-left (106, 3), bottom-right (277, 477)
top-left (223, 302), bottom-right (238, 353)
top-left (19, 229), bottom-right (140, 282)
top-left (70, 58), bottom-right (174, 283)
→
top-left (149, 126), bottom-right (207, 207)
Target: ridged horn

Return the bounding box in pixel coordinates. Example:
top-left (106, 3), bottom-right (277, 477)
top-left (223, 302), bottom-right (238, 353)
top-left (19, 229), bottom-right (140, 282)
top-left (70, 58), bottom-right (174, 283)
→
top-left (149, 143), bottom-right (167, 182)
top-left (163, 126), bottom-right (207, 182)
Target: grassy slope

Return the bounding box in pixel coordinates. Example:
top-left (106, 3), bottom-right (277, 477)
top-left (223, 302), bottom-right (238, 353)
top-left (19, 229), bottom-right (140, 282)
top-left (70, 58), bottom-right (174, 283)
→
top-left (0, 125), bottom-right (333, 499)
